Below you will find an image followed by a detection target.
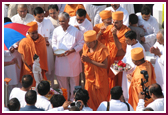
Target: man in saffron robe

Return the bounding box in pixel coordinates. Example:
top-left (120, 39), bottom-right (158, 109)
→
top-left (97, 11), bottom-right (130, 91)
top-left (128, 47), bottom-right (156, 110)
top-left (81, 30), bottom-right (109, 111)
top-left (93, 10), bottom-right (112, 45)
top-left (18, 21), bottom-right (48, 86)
top-left (64, 4), bottom-right (91, 21)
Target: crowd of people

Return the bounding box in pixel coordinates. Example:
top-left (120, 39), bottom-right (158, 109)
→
top-left (4, 3), bottom-right (164, 111)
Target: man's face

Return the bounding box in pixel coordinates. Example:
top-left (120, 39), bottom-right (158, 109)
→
top-left (111, 4), bottom-right (120, 10)
top-left (34, 13), bottom-right (44, 23)
top-left (85, 40), bottom-right (96, 49)
top-left (49, 9), bottom-right (59, 20)
top-left (142, 14), bottom-right (150, 21)
top-left (113, 20), bottom-right (123, 30)
top-left (103, 17), bottom-right (112, 26)
top-left (17, 7), bottom-right (27, 18)
top-left (156, 33), bottom-right (164, 45)
top-left (76, 15), bottom-right (85, 24)
top-left (59, 16), bottom-right (69, 29)
top-left (28, 31), bottom-right (38, 41)
top-left (125, 37), bottom-right (133, 45)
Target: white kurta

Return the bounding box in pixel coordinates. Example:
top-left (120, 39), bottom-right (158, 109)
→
top-left (83, 4), bottom-right (106, 26)
top-left (153, 42), bottom-right (164, 91)
top-left (69, 16), bottom-right (93, 34)
top-left (103, 6), bottom-right (129, 27)
top-left (52, 25), bottom-right (84, 77)
top-left (120, 4), bottom-right (135, 14)
top-left (9, 88), bottom-right (27, 108)
top-left (97, 99), bottom-right (134, 111)
top-left (48, 17), bottom-right (59, 28)
top-left (11, 13), bottom-right (34, 25)
top-left (136, 98), bottom-right (164, 111)
top-left (34, 18), bottom-right (55, 75)
top-left (121, 42), bottom-right (146, 101)
top-left (81, 106), bottom-right (93, 111)
top-left (35, 94), bottom-right (52, 111)
top-left (48, 106), bottom-right (64, 111)
top-left (136, 13), bottom-right (159, 51)
top-left (4, 50), bottom-right (22, 86)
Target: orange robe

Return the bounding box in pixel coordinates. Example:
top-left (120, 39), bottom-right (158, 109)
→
top-left (94, 24), bottom-right (130, 90)
top-left (82, 41), bottom-right (109, 111)
top-left (128, 61), bottom-right (156, 110)
top-left (64, 4), bottom-right (91, 21)
top-left (18, 34), bottom-right (48, 86)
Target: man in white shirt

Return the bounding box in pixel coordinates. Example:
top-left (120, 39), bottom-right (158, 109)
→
top-left (9, 75), bottom-right (33, 108)
top-left (11, 4), bottom-right (34, 25)
top-left (52, 12), bottom-right (84, 101)
top-left (34, 7), bottom-right (55, 88)
top-left (121, 30), bottom-right (146, 101)
top-left (48, 94), bottom-right (71, 111)
top-left (136, 83), bottom-right (164, 111)
top-left (136, 5), bottom-right (159, 51)
top-left (35, 80), bottom-right (52, 111)
top-left (48, 4), bottom-right (60, 28)
top-left (69, 9), bottom-right (93, 34)
top-left (97, 86), bottom-right (134, 111)
top-left (101, 4), bottom-right (129, 26)
top-left (150, 30), bottom-right (164, 92)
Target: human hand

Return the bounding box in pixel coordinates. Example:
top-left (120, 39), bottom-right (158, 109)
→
top-left (74, 25), bottom-right (80, 30)
top-left (9, 46), bottom-right (15, 53)
top-left (150, 47), bottom-right (161, 57)
top-left (138, 92), bottom-right (145, 99)
top-left (149, 46), bottom-right (155, 53)
top-left (139, 25), bottom-right (146, 32)
top-left (11, 58), bottom-right (18, 64)
top-left (140, 37), bottom-right (145, 43)
top-left (100, 26), bottom-right (106, 33)
top-left (111, 27), bottom-right (117, 35)
top-left (64, 49), bottom-right (75, 56)
top-left (46, 40), bottom-right (50, 46)
top-left (127, 74), bottom-right (132, 81)
top-left (81, 55), bottom-right (91, 63)
top-left (62, 101), bottom-right (72, 110)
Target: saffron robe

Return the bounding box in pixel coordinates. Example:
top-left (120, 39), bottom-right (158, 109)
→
top-left (128, 61), bottom-right (156, 110)
top-left (82, 41), bottom-right (109, 111)
top-left (18, 34), bottom-right (48, 86)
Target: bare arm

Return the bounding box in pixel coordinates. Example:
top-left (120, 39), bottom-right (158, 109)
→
top-left (111, 27), bottom-right (125, 56)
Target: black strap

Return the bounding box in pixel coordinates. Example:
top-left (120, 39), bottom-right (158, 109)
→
top-left (107, 101), bottom-right (109, 111)
top-left (124, 102), bottom-right (130, 111)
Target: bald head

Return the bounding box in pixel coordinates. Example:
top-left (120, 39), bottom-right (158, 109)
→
top-left (17, 4), bottom-right (27, 9)
top-left (17, 4), bottom-right (28, 18)
top-left (156, 29), bottom-right (164, 45)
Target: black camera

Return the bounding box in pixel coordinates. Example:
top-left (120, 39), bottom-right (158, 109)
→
top-left (140, 70), bottom-right (151, 100)
top-left (70, 101), bottom-right (81, 108)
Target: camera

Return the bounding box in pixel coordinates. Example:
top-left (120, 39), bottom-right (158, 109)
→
top-left (140, 70), bottom-right (151, 100)
top-left (70, 101), bottom-right (81, 108)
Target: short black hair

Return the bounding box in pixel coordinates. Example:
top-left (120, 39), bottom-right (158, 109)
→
top-left (25, 90), bottom-right (37, 105)
top-left (37, 80), bottom-right (50, 95)
top-left (34, 7), bottom-right (44, 16)
top-left (33, 54), bottom-right (39, 61)
top-left (143, 107), bottom-right (154, 111)
top-left (125, 30), bottom-right (137, 40)
top-left (74, 89), bottom-right (89, 105)
top-left (50, 94), bottom-right (66, 107)
top-left (129, 14), bottom-right (138, 24)
top-left (76, 9), bottom-right (86, 17)
top-left (48, 4), bottom-right (59, 11)
top-left (141, 5), bottom-right (151, 15)
top-left (7, 98), bottom-right (20, 111)
top-left (21, 74), bottom-right (33, 88)
top-left (149, 83), bottom-right (163, 98)
top-left (110, 86), bottom-right (123, 100)
top-left (4, 17), bottom-right (12, 23)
